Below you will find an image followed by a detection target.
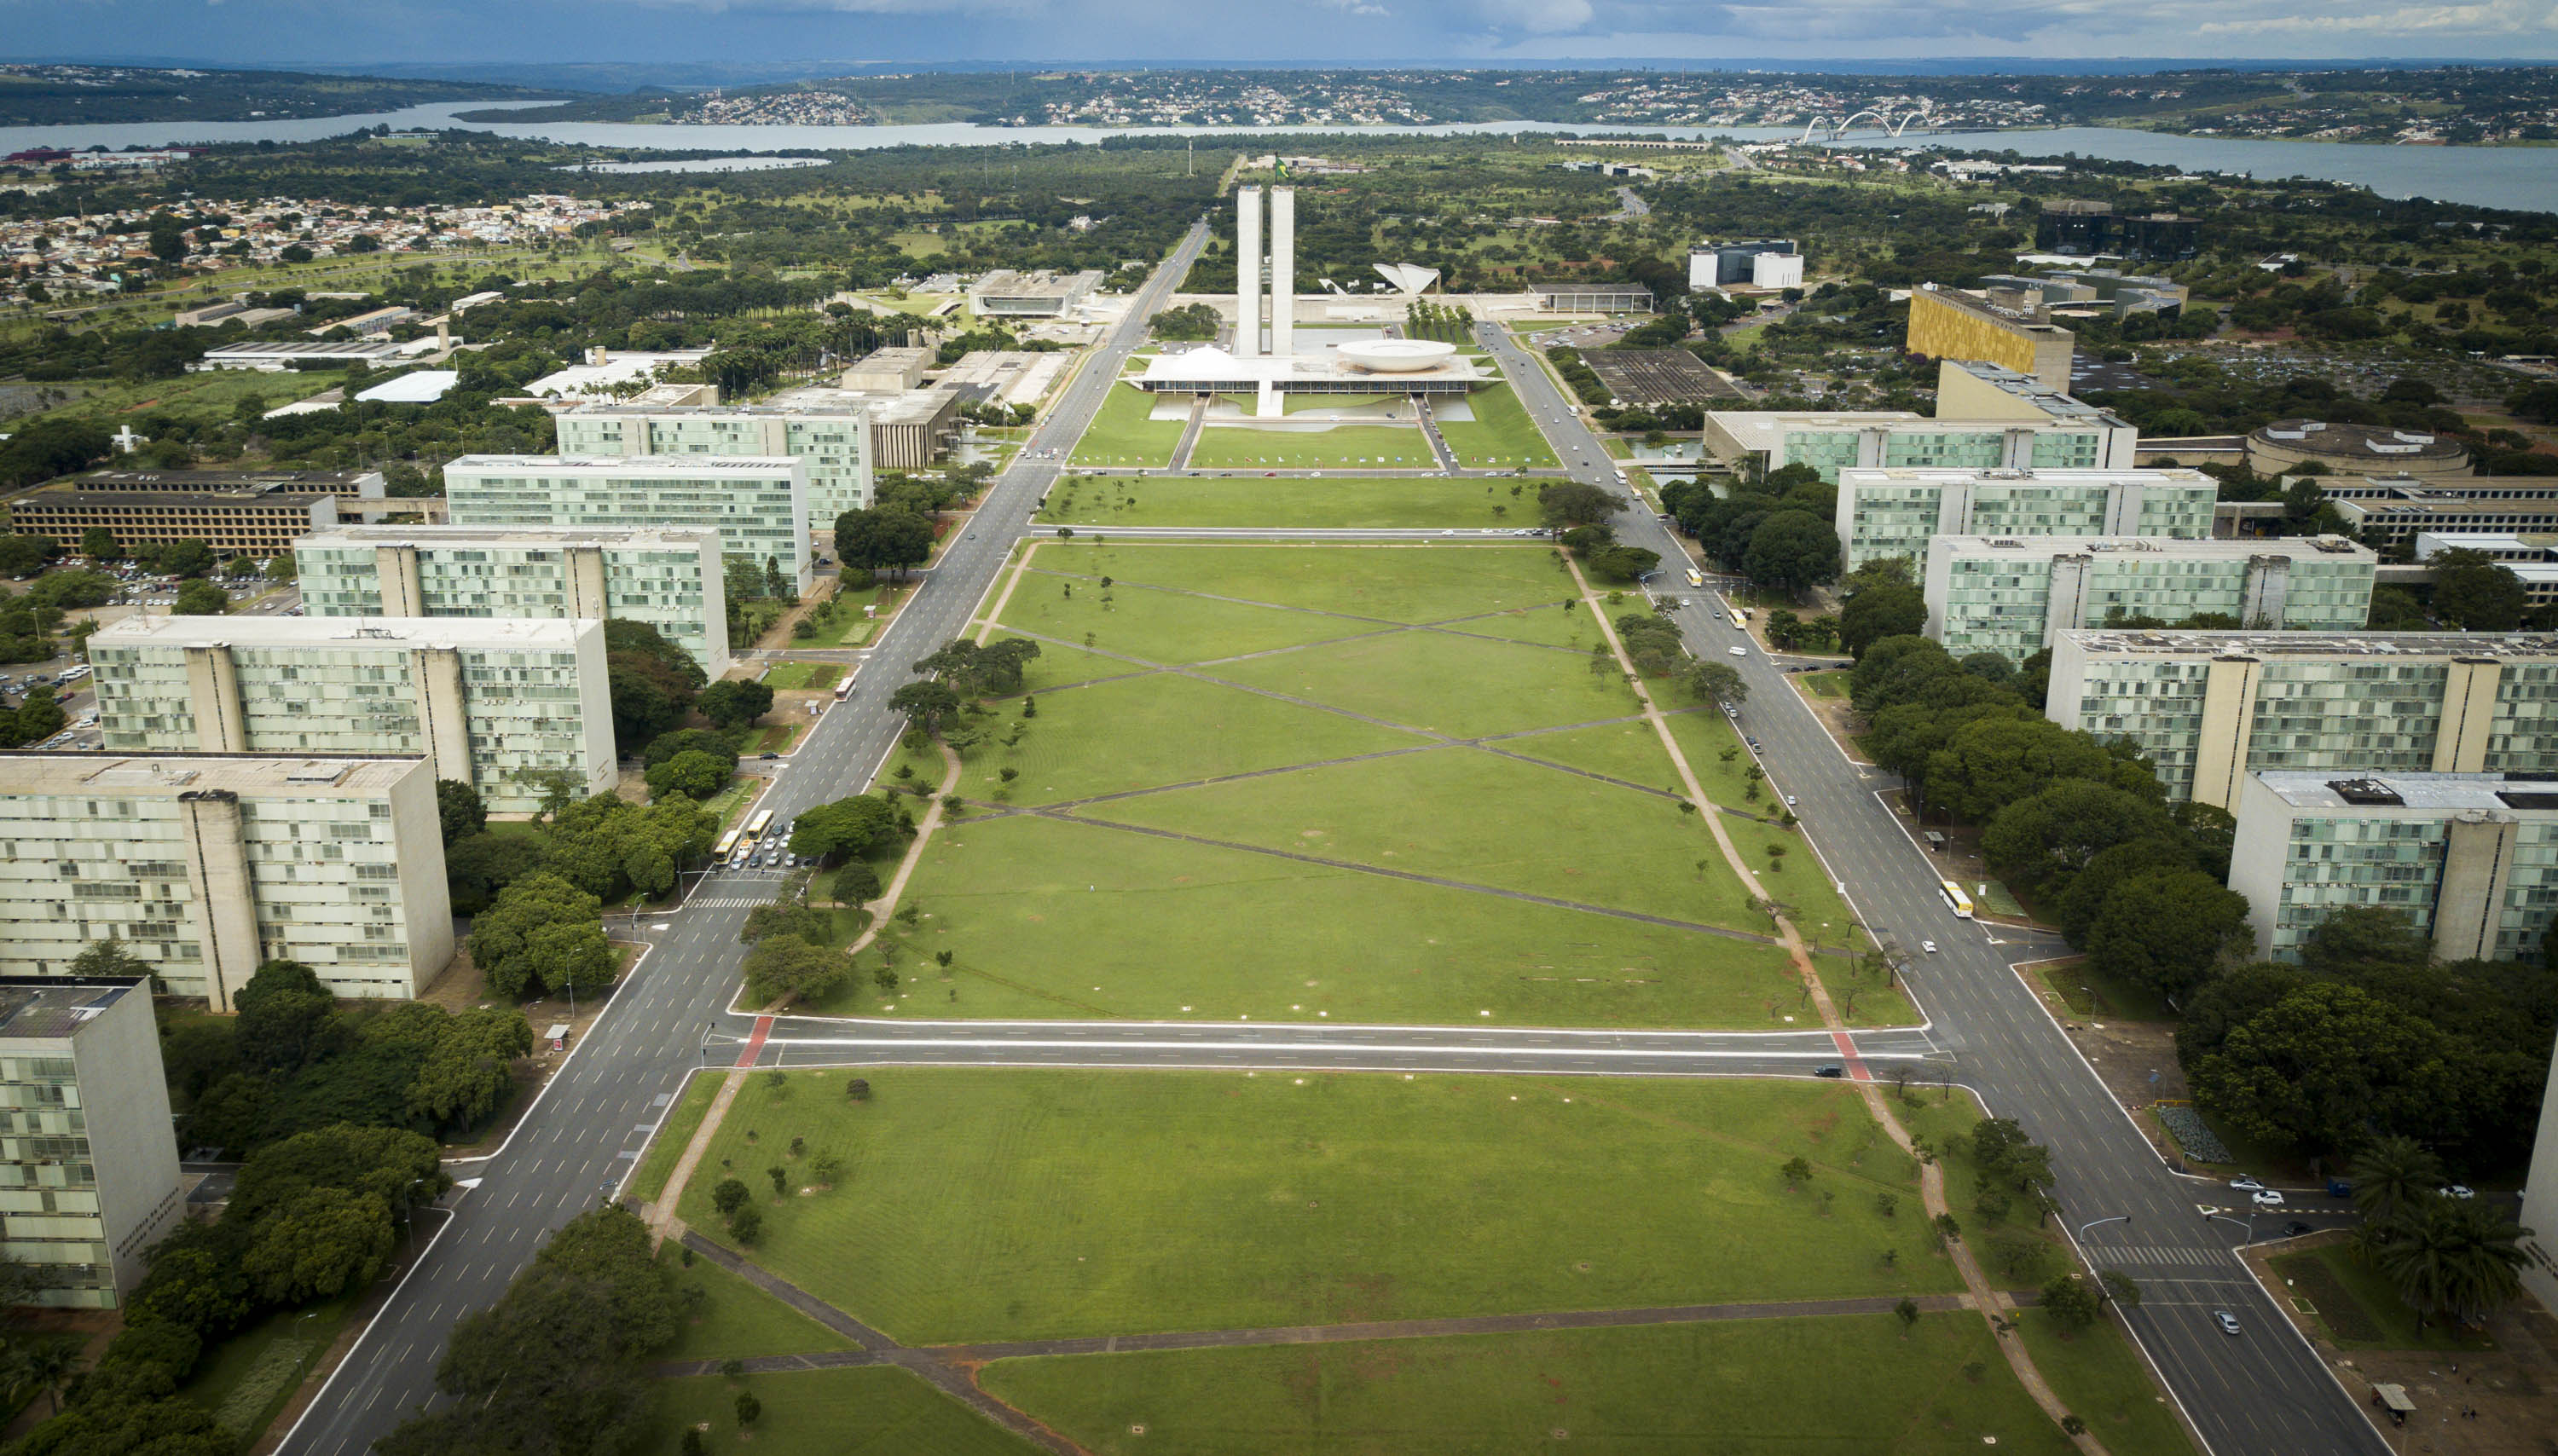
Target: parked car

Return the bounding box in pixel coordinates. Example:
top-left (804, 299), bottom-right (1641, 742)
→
top-left (2251, 1190), bottom-right (2286, 1208)
top-left (2439, 1184), bottom-right (2475, 1200)
top-left (1811, 1065), bottom-right (1844, 1079)
top-left (2229, 1177), bottom-right (2266, 1192)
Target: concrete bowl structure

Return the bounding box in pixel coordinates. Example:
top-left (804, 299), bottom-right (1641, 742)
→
top-left (1338, 338), bottom-right (1457, 373)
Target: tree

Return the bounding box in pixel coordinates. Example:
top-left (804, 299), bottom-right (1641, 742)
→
top-left (697, 679), bottom-right (775, 730)
top-left (1924, 716), bottom-right (2118, 824)
top-left (1780, 1155), bottom-right (1814, 1189)
top-left (436, 779), bottom-right (486, 846)
top-left (78, 526), bottom-right (120, 562)
top-left (171, 578), bottom-right (228, 615)
top-left (743, 935), bottom-right (852, 1008)
top-left (645, 749), bottom-right (730, 803)
top-left (2295, 905), bottom-right (2431, 978)
top-left (2083, 870), bottom-right (2252, 1001)
top-left (2098, 1270), bottom-right (2142, 1311)
top-left (888, 680), bottom-right (961, 735)
top-left (735, 1390), bottom-right (761, 1428)
top-left (240, 1186), bottom-right (396, 1304)
top-left (9, 686), bottom-right (63, 743)
top-left (788, 794), bottom-right (905, 859)
top-left (1837, 581), bottom-right (1924, 659)
top-left (643, 728), bottom-right (740, 771)
top-left (712, 1179), bottom-right (749, 1217)
top-left (1681, 660), bottom-right (1748, 707)
top-left (1894, 1297), bottom-right (1920, 1333)
top-left (2189, 982), bottom-right (2454, 1154)
top-left (1743, 511), bottom-right (1843, 596)
top-left (810, 1152), bottom-right (843, 1186)
top-left (1981, 782), bottom-right (2176, 893)
top-left (1537, 481), bottom-right (1625, 528)
top-left (766, 1164), bottom-right (789, 1199)
top-left (834, 506), bottom-right (936, 577)
top-left (2431, 548), bottom-right (2528, 631)
top-left (846, 1077), bottom-right (871, 1102)
top-left (67, 935), bottom-right (150, 981)
top-left (2053, 837), bottom-right (2200, 945)
top-left (2351, 1135), bottom-right (2446, 1227)
top-left (467, 874), bottom-right (608, 999)
top-left (232, 960), bottom-right (335, 1072)
top-left (728, 1205), bottom-right (763, 1244)
top-left (605, 619), bottom-right (705, 748)
top-left (2040, 1272), bottom-right (2103, 1330)
top-left (407, 1008), bottom-right (533, 1130)
top-left (2372, 1196), bottom-right (2528, 1328)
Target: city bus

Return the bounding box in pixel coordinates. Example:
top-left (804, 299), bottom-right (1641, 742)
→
top-left (1731, 606), bottom-right (1751, 627)
top-left (743, 809), bottom-right (776, 843)
top-left (1685, 567), bottom-right (1704, 588)
top-left (833, 671), bottom-right (857, 702)
top-left (1940, 880), bottom-right (1975, 919)
top-left (713, 829), bottom-right (742, 859)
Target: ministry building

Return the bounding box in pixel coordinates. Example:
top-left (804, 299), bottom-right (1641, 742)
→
top-left (0, 753), bottom-right (452, 1004)
top-left (86, 615), bottom-right (614, 815)
top-left (442, 455), bottom-right (812, 595)
top-left (553, 402), bottom-right (873, 526)
top-left (1834, 466), bottom-right (2216, 575)
top-left (1923, 535), bottom-right (2378, 666)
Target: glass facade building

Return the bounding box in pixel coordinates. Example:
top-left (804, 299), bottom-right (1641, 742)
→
top-left (554, 404), bottom-right (871, 526)
top-left (0, 977), bottom-right (182, 1309)
top-left (1923, 535), bottom-right (2378, 667)
top-left (443, 455), bottom-right (812, 595)
top-left (1835, 467), bottom-right (2217, 575)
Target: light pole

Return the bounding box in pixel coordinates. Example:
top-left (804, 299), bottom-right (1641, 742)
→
top-left (2206, 1210), bottom-right (2254, 1249)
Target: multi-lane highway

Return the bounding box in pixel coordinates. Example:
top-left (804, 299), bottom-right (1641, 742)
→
top-left (1480, 315), bottom-right (2388, 1456)
top-left (284, 228), bottom-right (2383, 1456)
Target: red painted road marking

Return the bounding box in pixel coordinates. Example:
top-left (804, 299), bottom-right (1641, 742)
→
top-left (1829, 1029), bottom-right (1872, 1082)
top-left (735, 1015), bottom-right (774, 1068)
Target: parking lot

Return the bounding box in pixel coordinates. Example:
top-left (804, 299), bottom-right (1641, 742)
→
top-left (1583, 347), bottom-right (1748, 405)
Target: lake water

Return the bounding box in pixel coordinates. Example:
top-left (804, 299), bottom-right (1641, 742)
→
top-left (8, 101), bottom-right (2558, 212)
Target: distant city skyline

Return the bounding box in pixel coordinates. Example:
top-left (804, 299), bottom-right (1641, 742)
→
top-left (5, 0), bottom-right (2558, 71)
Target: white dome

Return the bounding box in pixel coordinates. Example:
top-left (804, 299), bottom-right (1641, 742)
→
top-left (1336, 338), bottom-right (1456, 373)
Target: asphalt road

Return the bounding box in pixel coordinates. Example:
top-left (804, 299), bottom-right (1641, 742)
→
top-left (1477, 316), bottom-right (2387, 1456)
top-left (284, 240), bottom-right (2384, 1456)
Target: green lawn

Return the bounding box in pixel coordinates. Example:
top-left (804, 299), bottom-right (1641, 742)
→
top-left (662, 1249), bottom-right (860, 1361)
top-left (1798, 670), bottom-right (1849, 699)
top-left (2035, 962), bottom-right (2175, 1023)
top-left (177, 1293), bottom-right (362, 1447)
top-left (2011, 1310), bottom-right (2201, 1456)
top-left (629, 1070), bottom-right (722, 1205)
top-left (8, 367), bottom-right (350, 434)
top-left (1438, 383), bottom-right (1562, 469)
top-left (2271, 1245), bottom-right (2492, 1351)
top-left (1070, 384), bottom-right (1184, 468)
top-left (1028, 542), bottom-right (1573, 623)
top-left (1039, 475), bottom-right (1537, 529)
top-left (981, 1314), bottom-right (2081, 1456)
top-left (677, 1070), bottom-right (1965, 1346)
top-left (1187, 420), bottom-right (1436, 470)
top-left (759, 662), bottom-right (846, 692)
top-left (801, 580), bottom-right (902, 648)
top-left (739, 722), bottom-right (802, 755)
top-left (651, 1369), bottom-right (1038, 1456)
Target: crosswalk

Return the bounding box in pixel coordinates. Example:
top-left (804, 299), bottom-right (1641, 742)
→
top-left (2086, 1244), bottom-right (2241, 1269)
top-left (683, 895), bottom-right (783, 909)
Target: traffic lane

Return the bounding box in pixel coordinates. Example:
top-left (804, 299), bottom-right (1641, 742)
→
top-left (760, 1017), bottom-right (1939, 1054)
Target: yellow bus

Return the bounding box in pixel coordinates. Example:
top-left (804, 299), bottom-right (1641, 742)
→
top-left (1940, 880), bottom-right (1975, 919)
top-left (1685, 567), bottom-right (1704, 588)
top-left (744, 809), bottom-right (776, 842)
top-left (714, 829), bottom-right (742, 858)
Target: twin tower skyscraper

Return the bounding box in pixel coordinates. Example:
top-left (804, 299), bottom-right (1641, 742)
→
top-left (1235, 185), bottom-right (1295, 359)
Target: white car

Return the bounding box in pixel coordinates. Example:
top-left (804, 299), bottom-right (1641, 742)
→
top-left (2251, 1190), bottom-right (2287, 1209)
top-left (2439, 1184), bottom-right (2476, 1200)
top-left (1785, 794), bottom-right (1797, 807)
top-left (2229, 1176), bottom-right (2266, 1192)
top-left (1920, 939), bottom-right (1937, 954)
top-left (1728, 645), bottom-right (1747, 658)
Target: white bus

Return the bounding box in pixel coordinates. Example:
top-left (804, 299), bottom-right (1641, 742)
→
top-left (743, 809), bottom-right (776, 843)
top-left (713, 829), bottom-right (742, 859)
top-left (833, 672), bottom-right (856, 702)
top-left (1940, 880), bottom-right (1975, 919)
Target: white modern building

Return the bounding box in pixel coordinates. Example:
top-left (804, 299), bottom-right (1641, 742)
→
top-left (0, 754), bottom-right (453, 1006)
top-left (2046, 630), bottom-right (2558, 806)
top-left (86, 615), bottom-right (615, 815)
top-left (1706, 407), bottom-right (2138, 484)
top-left (1690, 240), bottom-right (1800, 291)
top-left (443, 455), bottom-right (812, 594)
top-left (1234, 184), bottom-right (1297, 358)
top-left (968, 269), bottom-right (1103, 318)
top-left (554, 401), bottom-right (873, 524)
top-left (1834, 466), bottom-right (2217, 575)
top-left (295, 525), bottom-right (731, 676)
top-left (0, 975), bottom-right (182, 1308)
top-left (1923, 534), bottom-right (2380, 665)
top-left (2228, 771), bottom-right (2558, 965)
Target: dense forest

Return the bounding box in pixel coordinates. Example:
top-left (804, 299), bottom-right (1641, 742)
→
top-left (0, 65), bottom-right (559, 126)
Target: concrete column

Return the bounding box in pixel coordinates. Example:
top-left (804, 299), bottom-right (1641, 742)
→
top-left (2434, 811), bottom-right (2519, 962)
top-left (1236, 187), bottom-right (1263, 359)
top-left (373, 544), bottom-right (425, 617)
top-left (2242, 554), bottom-right (2291, 628)
top-left (1270, 187), bottom-right (1295, 359)
top-left (2101, 480), bottom-right (2144, 537)
top-left (565, 546), bottom-right (610, 621)
top-left (2001, 429), bottom-right (2033, 470)
top-left (1935, 481), bottom-right (1975, 538)
top-left (1856, 428), bottom-right (1887, 469)
top-left (2433, 658), bottom-right (2503, 774)
top-left (180, 645), bottom-right (247, 753)
top-left (2191, 656), bottom-right (2264, 811)
top-left (408, 646), bottom-right (472, 789)
top-left (2042, 554), bottom-right (2093, 649)
top-left (175, 790), bottom-right (262, 1014)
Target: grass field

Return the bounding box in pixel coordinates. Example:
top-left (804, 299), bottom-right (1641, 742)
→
top-left (628, 1070), bottom-right (721, 1204)
top-left (1798, 670), bottom-right (1849, 698)
top-left (675, 1070), bottom-right (1965, 1346)
top-left (1070, 384), bottom-right (1183, 468)
top-left (1039, 475), bottom-right (1537, 529)
top-left (848, 541), bottom-right (1912, 1027)
top-left (981, 1314), bottom-right (2086, 1456)
top-left (759, 661), bottom-right (846, 692)
top-left (1187, 420), bottom-right (1437, 470)
top-left (1437, 383), bottom-right (1562, 469)
top-left (177, 1292), bottom-right (361, 1447)
top-left (653, 1369), bottom-right (1039, 1456)
top-left (663, 1249), bottom-right (860, 1362)
top-left (2271, 1245), bottom-right (2493, 1351)
top-left (2011, 1310), bottom-right (2201, 1456)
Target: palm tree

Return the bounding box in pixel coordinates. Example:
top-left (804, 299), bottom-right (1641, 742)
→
top-left (9, 1336), bottom-right (81, 1417)
top-left (2350, 1135), bottom-right (2444, 1228)
top-left (2372, 1197), bottom-right (2529, 1330)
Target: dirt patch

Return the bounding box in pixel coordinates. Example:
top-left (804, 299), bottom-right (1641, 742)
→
top-left (2010, 956), bottom-right (2194, 1165)
top-left (1788, 676), bottom-right (1874, 766)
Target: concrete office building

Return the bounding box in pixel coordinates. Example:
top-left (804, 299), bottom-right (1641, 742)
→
top-left (0, 976), bottom-right (182, 1308)
top-left (2247, 419), bottom-right (2472, 481)
top-left (967, 269), bottom-right (1102, 318)
top-left (1932, 361), bottom-right (2138, 441)
top-left (1690, 240), bottom-right (1801, 291)
top-left (443, 455), bottom-right (811, 593)
top-left (3, 479), bottom-right (434, 558)
top-left (1834, 466), bottom-right (2216, 574)
top-left (2329, 482), bottom-right (2558, 551)
top-left (1924, 534), bottom-right (2379, 665)
top-left (2045, 630), bottom-right (2558, 806)
top-left (1533, 281), bottom-right (1655, 314)
top-left (86, 615), bottom-right (614, 816)
top-left (2522, 1037), bottom-right (2558, 1315)
top-left (1705, 408), bottom-right (2137, 484)
top-left (554, 402), bottom-right (871, 525)
top-left (295, 525), bottom-right (730, 676)
top-left (2229, 771), bottom-right (2558, 964)
top-left (839, 346), bottom-right (933, 392)
top-left (2414, 532), bottom-right (2558, 605)
top-left (1906, 285), bottom-right (2075, 393)
top-left (1232, 185), bottom-right (1299, 358)
top-left (0, 754), bottom-right (452, 1005)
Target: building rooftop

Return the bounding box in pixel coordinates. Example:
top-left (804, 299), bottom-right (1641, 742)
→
top-left (297, 524), bottom-right (720, 549)
top-left (200, 339), bottom-right (409, 361)
top-left (767, 383), bottom-right (964, 425)
top-left (560, 397), bottom-right (874, 420)
top-left (70, 469), bottom-right (376, 492)
top-left (523, 350), bottom-right (713, 398)
top-left (2249, 419), bottom-right (2469, 465)
top-left (1137, 343), bottom-right (1487, 388)
top-left (969, 269), bottom-right (1102, 301)
top-left (1839, 465), bottom-right (2210, 489)
top-left (2252, 770), bottom-right (2558, 813)
top-left (0, 750), bottom-right (426, 797)
top-left (1939, 361), bottom-right (2133, 427)
top-left (2057, 628), bottom-right (2558, 658)
top-left (0, 978), bottom-right (142, 1042)
top-left (90, 614), bottom-right (597, 650)
top-left (444, 454), bottom-right (801, 476)
top-left (15, 483), bottom-right (332, 510)
top-left (1934, 534), bottom-right (2376, 563)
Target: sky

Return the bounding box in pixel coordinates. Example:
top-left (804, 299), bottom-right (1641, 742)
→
top-left (8, 0), bottom-right (2558, 71)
